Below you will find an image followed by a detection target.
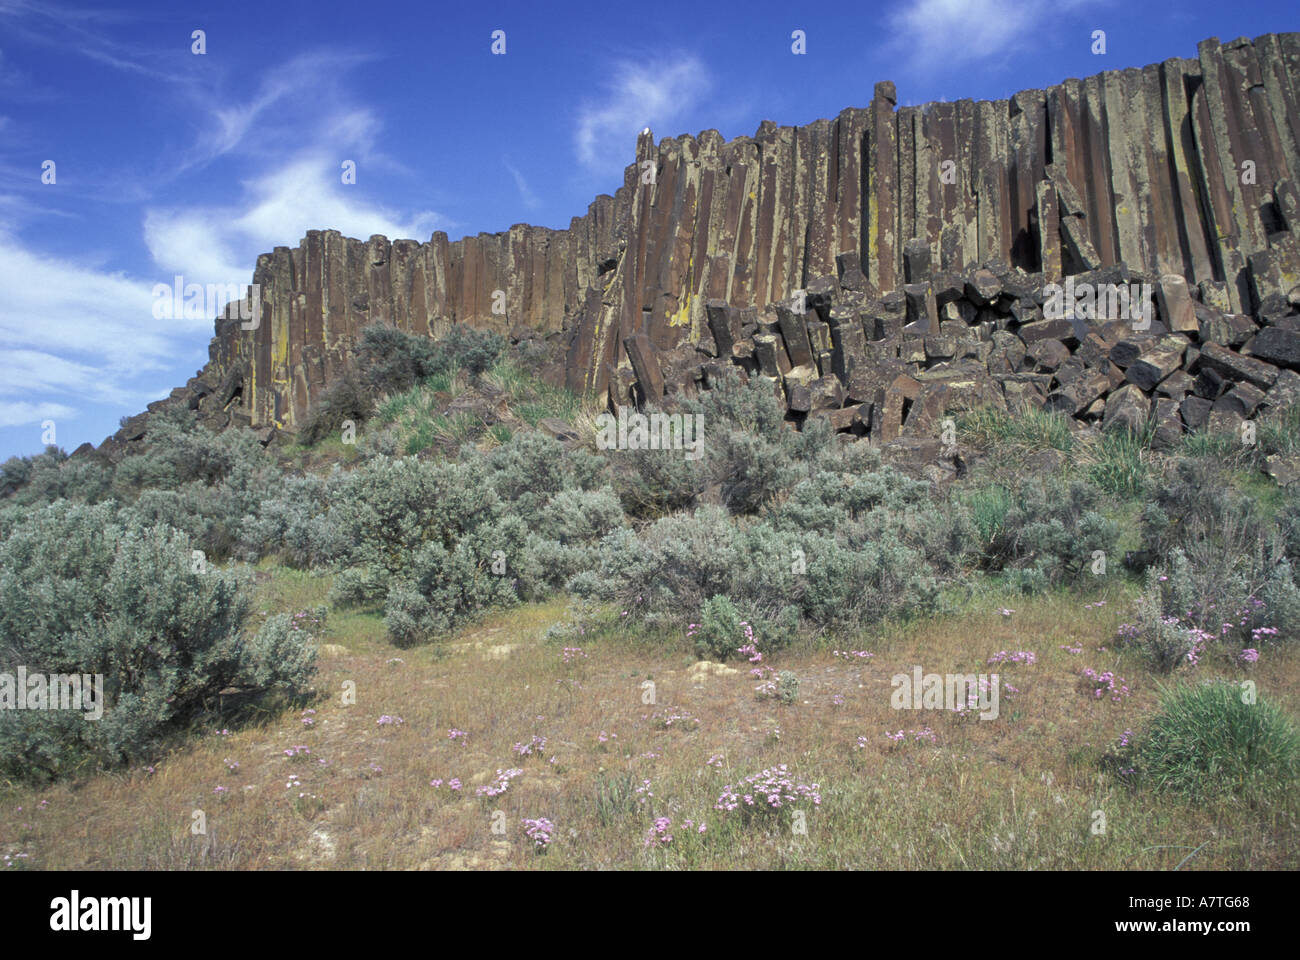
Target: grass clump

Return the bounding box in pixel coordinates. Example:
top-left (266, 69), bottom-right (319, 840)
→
top-left (1137, 682), bottom-right (1300, 804)
top-left (957, 405), bottom-right (1074, 453)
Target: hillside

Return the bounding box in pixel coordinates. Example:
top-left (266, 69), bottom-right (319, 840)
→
top-left (3, 30), bottom-right (1300, 878)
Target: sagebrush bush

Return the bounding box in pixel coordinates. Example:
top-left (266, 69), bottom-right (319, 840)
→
top-left (2, 447), bottom-right (114, 507)
top-left (1137, 681), bottom-right (1300, 803)
top-left (572, 472), bottom-right (950, 641)
top-left (487, 431), bottom-right (608, 521)
top-left (1138, 457), bottom-right (1272, 566)
top-left (0, 502), bottom-right (316, 781)
top-left (381, 516), bottom-right (524, 645)
top-left (300, 372), bottom-right (373, 446)
top-left (317, 435), bottom-right (624, 643)
top-left (236, 472), bottom-right (343, 566)
top-left (1119, 547), bottom-right (1300, 672)
top-left (693, 595), bottom-right (744, 661)
top-left (0, 450), bottom-right (37, 496)
top-left (767, 451), bottom-right (971, 578)
top-left (964, 477), bottom-right (1118, 588)
top-left (441, 324), bottom-right (506, 381)
top-left (1119, 564), bottom-right (1205, 673)
top-left (609, 370), bottom-right (828, 518)
top-left (326, 455), bottom-right (500, 591)
top-left (112, 405), bottom-right (271, 494)
top-left (356, 324), bottom-right (445, 396)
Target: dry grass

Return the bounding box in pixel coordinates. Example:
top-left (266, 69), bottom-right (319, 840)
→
top-left (2, 570), bottom-right (1297, 871)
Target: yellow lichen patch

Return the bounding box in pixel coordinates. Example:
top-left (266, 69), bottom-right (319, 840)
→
top-left (668, 292), bottom-right (694, 328)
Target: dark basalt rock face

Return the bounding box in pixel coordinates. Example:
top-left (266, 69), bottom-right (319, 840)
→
top-left (96, 33), bottom-right (1300, 458)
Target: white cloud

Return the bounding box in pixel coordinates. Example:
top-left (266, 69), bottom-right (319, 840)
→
top-left (503, 158), bottom-right (540, 210)
top-left (0, 41), bottom-right (447, 447)
top-left (148, 60), bottom-right (445, 287)
top-left (0, 1), bottom-right (169, 80)
top-left (0, 400), bottom-right (76, 429)
top-left (144, 150), bottom-right (444, 288)
top-left (0, 229), bottom-right (196, 431)
top-left (176, 51), bottom-right (377, 177)
top-left (886, 0), bottom-right (1099, 71)
top-left (575, 54), bottom-right (712, 175)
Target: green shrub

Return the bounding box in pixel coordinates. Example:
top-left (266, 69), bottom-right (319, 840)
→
top-left (1137, 682), bottom-right (1300, 803)
top-left (2, 447), bottom-right (114, 507)
top-left (0, 502), bottom-right (316, 781)
top-left (488, 430), bottom-right (607, 518)
top-left (357, 324), bottom-right (444, 396)
top-left (300, 372), bottom-right (373, 446)
top-left (607, 435), bottom-right (708, 518)
top-left (964, 477), bottom-right (1118, 588)
top-left (609, 371), bottom-right (827, 519)
top-left (318, 443), bottom-right (621, 643)
top-left (381, 516), bottom-right (524, 645)
top-left (1119, 565), bottom-right (1204, 673)
top-left (693, 595), bottom-right (744, 661)
top-left (1138, 457), bottom-right (1265, 565)
top-left (1260, 559), bottom-right (1300, 640)
top-left (441, 324), bottom-right (506, 381)
top-left (572, 490), bottom-right (948, 641)
top-left (328, 455), bottom-right (499, 588)
top-left (0, 451), bottom-right (37, 496)
top-left (513, 536), bottom-right (600, 600)
top-left (236, 473), bottom-right (342, 567)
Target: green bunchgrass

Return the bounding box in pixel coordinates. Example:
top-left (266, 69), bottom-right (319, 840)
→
top-left (1078, 420), bottom-right (1158, 497)
top-left (1179, 428), bottom-right (1243, 461)
top-left (425, 366), bottom-right (460, 395)
top-left (278, 434), bottom-right (362, 470)
top-left (1257, 402), bottom-right (1300, 458)
top-left (404, 419), bottom-right (437, 456)
top-left (964, 483), bottom-right (1014, 553)
top-left (1138, 681), bottom-right (1300, 803)
top-left (487, 360), bottom-right (585, 426)
top-left (368, 358), bottom-right (588, 457)
top-left (957, 405), bottom-right (1074, 453)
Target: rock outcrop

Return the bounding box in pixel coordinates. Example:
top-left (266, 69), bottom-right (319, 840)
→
top-left (99, 32), bottom-right (1300, 455)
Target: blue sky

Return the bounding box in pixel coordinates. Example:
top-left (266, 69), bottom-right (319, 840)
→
top-left (0, 0), bottom-right (1295, 459)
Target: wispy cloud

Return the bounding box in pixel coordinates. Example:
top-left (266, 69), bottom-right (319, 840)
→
top-left (503, 158), bottom-right (541, 210)
top-left (0, 227), bottom-right (196, 431)
top-left (145, 48), bottom-right (444, 281)
top-left (0, 400), bottom-right (77, 430)
top-left (144, 146), bottom-right (445, 288)
top-left (173, 50), bottom-right (379, 177)
top-left (0, 0), bottom-right (173, 80)
top-left (574, 54), bottom-right (712, 175)
top-left (885, 0), bottom-right (1102, 73)
top-left (0, 35), bottom-right (444, 436)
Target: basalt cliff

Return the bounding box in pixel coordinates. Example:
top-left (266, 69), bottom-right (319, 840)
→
top-left (99, 33), bottom-right (1300, 460)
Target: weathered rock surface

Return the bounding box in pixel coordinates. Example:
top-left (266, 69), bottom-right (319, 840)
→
top-left (96, 32), bottom-right (1300, 460)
